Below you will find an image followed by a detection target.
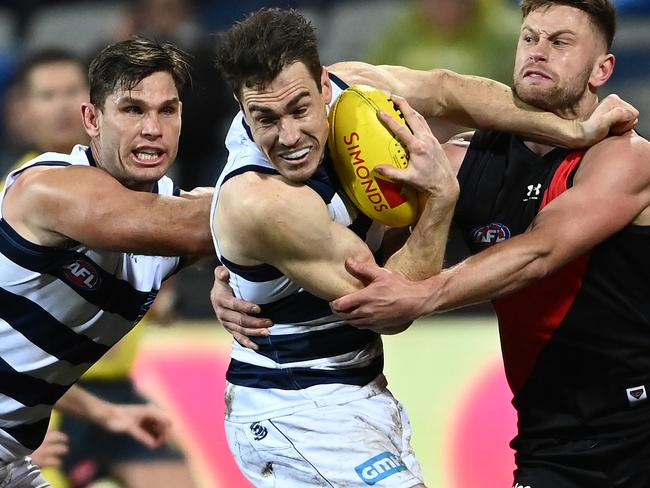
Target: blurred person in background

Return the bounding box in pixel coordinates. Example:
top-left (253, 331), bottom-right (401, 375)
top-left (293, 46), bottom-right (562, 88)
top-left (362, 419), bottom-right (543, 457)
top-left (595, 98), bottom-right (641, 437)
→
top-left (2, 47), bottom-right (196, 488)
top-left (368, 0), bottom-right (521, 142)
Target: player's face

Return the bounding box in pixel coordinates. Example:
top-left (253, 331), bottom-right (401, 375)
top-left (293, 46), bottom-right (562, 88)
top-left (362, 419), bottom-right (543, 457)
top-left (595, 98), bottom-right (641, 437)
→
top-left (25, 61), bottom-right (89, 153)
top-left (513, 5), bottom-right (607, 115)
top-left (241, 62), bottom-right (332, 183)
top-left (89, 71), bottom-right (181, 191)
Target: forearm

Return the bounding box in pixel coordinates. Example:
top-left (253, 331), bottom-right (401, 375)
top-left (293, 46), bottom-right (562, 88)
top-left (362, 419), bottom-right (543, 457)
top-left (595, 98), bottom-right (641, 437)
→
top-left (385, 194), bottom-right (457, 280)
top-left (423, 234), bottom-right (549, 313)
top-left (431, 70), bottom-right (582, 147)
top-left (55, 385), bottom-right (114, 425)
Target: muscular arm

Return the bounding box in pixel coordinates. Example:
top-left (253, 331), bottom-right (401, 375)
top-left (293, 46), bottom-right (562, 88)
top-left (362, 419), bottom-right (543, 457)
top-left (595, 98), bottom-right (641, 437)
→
top-left (328, 61), bottom-right (637, 148)
top-left (332, 132), bottom-right (650, 323)
top-left (3, 165), bottom-right (214, 256)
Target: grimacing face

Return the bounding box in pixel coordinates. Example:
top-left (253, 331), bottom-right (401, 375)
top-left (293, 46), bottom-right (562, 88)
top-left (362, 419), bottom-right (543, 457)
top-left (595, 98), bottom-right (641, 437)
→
top-left (241, 62), bottom-right (332, 183)
top-left (25, 61), bottom-right (89, 153)
top-left (512, 5), bottom-right (607, 116)
top-left (84, 71), bottom-right (182, 192)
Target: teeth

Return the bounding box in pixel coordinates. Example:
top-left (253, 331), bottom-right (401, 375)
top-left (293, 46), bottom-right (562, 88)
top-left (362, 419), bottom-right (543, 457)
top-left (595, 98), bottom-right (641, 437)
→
top-left (135, 151), bottom-right (160, 161)
top-left (282, 148), bottom-right (310, 160)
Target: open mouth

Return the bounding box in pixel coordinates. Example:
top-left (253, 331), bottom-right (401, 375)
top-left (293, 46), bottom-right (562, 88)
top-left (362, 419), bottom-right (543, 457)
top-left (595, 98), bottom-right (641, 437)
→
top-left (132, 149), bottom-right (165, 166)
top-left (278, 147), bottom-right (311, 163)
top-left (524, 70), bottom-right (552, 81)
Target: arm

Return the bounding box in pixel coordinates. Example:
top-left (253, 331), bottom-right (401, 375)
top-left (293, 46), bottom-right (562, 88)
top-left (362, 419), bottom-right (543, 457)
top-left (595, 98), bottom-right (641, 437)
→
top-left (56, 385), bottom-right (172, 449)
top-left (3, 165), bottom-right (214, 256)
top-left (332, 132), bottom-right (650, 324)
top-left (328, 62), bottom-right (638, 148)
top-left (214, 98), bottom-right (458, 323)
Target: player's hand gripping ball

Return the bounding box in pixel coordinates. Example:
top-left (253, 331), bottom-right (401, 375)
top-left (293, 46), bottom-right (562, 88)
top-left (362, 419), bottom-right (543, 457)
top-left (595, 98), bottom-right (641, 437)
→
top-left (328, 85), bottom-right (419, 227)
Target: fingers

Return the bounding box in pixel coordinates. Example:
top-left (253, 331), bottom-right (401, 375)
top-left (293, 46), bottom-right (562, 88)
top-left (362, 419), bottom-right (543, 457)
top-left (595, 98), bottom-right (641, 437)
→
top-left (215, 265), bottom-right (230, 283)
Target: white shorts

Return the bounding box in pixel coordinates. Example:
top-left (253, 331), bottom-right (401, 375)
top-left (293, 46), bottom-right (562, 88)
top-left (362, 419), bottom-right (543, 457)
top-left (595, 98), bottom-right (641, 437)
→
top-left (0, 457), bottom-right (49, 488)
top-left (225, 389), bottom-right (424, 487)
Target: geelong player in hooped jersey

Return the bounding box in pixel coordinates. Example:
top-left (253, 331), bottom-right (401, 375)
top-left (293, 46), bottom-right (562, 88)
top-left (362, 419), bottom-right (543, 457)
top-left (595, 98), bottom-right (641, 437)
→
top-left (0, 38), bottom-right (213, 487)
top-left (210, 7), bottom-right (638, 488)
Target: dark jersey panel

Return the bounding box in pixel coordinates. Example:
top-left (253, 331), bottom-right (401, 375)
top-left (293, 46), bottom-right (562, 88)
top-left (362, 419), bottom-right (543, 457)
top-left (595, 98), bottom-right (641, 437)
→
top-left (456, 130), bottom-right (572, 253)
top-left (458, 130), bottom-right (650, 441)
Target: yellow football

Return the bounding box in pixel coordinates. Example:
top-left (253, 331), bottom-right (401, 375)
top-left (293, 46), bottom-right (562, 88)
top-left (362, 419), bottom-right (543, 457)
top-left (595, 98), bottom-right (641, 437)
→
top-left (328, 85), bottom-right (419, 227)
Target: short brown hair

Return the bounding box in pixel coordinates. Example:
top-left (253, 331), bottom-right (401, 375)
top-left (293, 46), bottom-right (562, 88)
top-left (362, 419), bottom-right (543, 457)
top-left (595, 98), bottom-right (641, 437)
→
top-left (520, 0), bottom-right (616, 50)
top-left (214, 8), bottom-right (322, 99)
top-left (89, 37), bottom-right (191, 108)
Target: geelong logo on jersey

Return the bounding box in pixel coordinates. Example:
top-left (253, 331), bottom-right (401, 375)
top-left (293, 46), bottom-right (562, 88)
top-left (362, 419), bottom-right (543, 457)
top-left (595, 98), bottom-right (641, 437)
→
top-left (472, 223), bottom-right (511, 247)
top-left (355, 451), bottom-right (406, 485)
top-left (62, 257), bottom-right (101, 290)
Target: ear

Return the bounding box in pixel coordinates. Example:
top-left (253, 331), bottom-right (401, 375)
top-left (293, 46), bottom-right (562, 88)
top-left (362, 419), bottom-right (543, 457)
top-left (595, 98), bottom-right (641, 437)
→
top-left (81, 102), bottom-right (100, 138)
top-left (320, 66), bottom-right (332, 105)
top-left (590, 53), bottom-right (615, 89)
top-left (178, 100), bottom-right (183, 136)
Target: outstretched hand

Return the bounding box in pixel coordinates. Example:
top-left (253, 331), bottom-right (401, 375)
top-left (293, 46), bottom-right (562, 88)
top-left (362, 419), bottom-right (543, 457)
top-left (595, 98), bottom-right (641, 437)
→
top-left (330, 258), bottom-right (429, 330)
top-left (211, 266), bottom-right (272, 350)
top-left (99, 403), bottom-right (173, 449)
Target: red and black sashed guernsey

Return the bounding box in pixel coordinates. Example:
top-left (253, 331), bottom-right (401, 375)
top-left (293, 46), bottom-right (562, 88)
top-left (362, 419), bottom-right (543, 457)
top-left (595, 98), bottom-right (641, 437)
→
top-left (455, 130), bottom-right (650, 442)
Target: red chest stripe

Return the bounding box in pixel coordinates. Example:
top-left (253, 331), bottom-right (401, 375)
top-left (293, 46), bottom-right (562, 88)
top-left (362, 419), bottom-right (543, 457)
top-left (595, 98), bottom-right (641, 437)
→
top-left (494, 150), bottom-right (589, 394)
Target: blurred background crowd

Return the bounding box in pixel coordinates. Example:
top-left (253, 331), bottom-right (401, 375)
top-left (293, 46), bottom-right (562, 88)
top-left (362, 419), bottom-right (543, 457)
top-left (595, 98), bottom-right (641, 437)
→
top-left (0, 1), bottom-right (648, 487)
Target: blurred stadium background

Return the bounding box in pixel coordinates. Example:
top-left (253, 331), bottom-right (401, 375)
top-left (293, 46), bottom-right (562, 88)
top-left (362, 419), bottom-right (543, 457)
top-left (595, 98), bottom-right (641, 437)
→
top-left (0, 1), bottom-right (647, 486)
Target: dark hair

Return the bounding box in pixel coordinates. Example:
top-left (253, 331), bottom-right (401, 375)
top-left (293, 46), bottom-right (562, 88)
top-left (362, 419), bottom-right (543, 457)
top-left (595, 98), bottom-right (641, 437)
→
top-left (214, 8), bottom-right (322, 99)
top-left (13, 49), bottom-right (86, 94)
top-left (88, 37), bottom-right (192, 108)
top-left (520, 0), bottom-right (616, 50)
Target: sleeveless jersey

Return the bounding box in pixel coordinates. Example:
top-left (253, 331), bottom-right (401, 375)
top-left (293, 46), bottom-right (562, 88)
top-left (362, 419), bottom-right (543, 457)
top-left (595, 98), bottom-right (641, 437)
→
top-left (456, 130), bottom-right (650, 440)
top-left (211, 74), bottom-right (389, 422)
top-left (0, 145), bottom-right (181, 459)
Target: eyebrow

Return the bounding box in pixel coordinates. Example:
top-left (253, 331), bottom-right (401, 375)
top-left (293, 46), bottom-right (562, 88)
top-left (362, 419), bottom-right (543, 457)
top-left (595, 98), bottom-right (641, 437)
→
top-left (522, 26), bottom-right (576, 37)
top-left (116, 95), bottom-right (180, 106)
top-left (248, 90), bottom-right (310, 115)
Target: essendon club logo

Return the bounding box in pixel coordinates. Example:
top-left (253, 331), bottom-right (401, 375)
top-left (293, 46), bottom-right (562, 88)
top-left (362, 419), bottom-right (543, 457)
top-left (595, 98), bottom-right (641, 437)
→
top-left (472, 223), bottom-right (511, 247)
top-left (62, 257), bottom-right (101, 290)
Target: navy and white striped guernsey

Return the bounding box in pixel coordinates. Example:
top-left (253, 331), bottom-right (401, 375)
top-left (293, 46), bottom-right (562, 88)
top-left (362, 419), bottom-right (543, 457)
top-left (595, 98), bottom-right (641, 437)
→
top-left (211, 74), bottom-right (391, 422)
top-left (0, 145), bottom-right (182, 460)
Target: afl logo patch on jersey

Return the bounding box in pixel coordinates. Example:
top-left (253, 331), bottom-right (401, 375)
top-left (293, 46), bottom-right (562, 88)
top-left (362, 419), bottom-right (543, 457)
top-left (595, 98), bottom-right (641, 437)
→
top-left (62, 258), bottom-right (102, 290)
top-left (472, 223), bottom-right (511, 247)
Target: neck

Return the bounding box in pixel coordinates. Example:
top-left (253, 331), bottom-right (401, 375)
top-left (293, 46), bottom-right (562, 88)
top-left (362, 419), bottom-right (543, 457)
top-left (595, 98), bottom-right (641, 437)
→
top-left (524, 93), bottom-right (599, 156)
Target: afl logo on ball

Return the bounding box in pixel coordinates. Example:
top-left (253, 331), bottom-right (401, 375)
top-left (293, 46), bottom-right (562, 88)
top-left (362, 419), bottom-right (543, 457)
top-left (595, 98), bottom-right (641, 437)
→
top-left (63, 258), bottom-right (101, 290)
top-left (472, 223), bottom-right (511, 247)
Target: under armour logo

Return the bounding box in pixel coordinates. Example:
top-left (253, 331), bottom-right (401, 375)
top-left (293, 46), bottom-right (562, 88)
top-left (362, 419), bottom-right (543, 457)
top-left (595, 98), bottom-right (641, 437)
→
top-left (523, 183), bottom-right (541, 201)
top-left (250, 422), bottom-right (268, 441)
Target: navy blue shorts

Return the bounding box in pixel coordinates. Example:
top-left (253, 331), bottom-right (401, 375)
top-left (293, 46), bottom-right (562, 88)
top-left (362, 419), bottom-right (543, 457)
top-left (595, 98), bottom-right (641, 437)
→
top-left (512, 429), bottom-right (650, 488)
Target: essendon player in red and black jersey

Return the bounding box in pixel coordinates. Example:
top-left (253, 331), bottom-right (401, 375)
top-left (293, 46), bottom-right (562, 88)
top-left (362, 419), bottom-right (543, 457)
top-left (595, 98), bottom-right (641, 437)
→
top-left (325, 1), bottom-right (650, 487)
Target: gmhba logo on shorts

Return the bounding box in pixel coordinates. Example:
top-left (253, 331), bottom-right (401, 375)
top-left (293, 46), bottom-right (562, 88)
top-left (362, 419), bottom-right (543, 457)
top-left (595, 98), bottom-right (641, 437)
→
top-left (354, 451), bottom-right (406, 485)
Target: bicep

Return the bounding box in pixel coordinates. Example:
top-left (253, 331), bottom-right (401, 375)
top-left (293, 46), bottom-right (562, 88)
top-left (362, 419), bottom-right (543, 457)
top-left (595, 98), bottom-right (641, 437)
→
top-left (244, 185), bottom-right (376, 301)
top-left (526, 152), bottom-right (650, 269)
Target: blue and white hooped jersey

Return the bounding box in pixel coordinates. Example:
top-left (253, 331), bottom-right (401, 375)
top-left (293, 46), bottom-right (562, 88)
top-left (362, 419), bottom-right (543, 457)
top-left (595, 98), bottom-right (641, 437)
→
top-left (211, 74), bottom-right (390, 422)
top-left (0, 145), bottom-right (181, 459)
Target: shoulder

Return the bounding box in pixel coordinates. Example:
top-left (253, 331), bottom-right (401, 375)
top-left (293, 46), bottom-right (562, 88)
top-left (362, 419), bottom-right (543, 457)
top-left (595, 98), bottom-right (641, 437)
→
top-left (579, 131), bottom-right (650, 185)
top-left (220, 172), bottom-right (327, 228)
